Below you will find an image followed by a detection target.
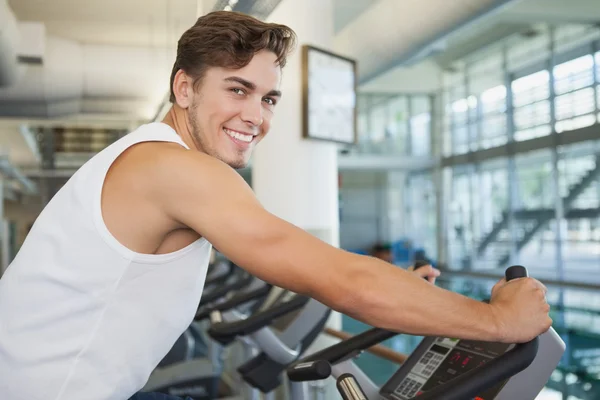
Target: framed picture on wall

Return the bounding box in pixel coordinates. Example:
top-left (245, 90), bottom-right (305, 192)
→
top-left (302, 44), bottom-right (357, 145)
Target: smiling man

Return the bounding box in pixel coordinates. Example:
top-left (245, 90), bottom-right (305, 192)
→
top-left (0, 10), bottom-right (552, 400)
top-left (170, 70), bottom-right (281, 169)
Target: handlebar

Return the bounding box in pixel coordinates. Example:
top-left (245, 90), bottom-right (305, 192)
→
top-left (204, 261), bottom-right (235, 286)
top-left (287, 265), bottom-right (540, 400)
top-left (198, 270), bottom-right (254, 307)
top-left (208, 294), bottom-right (310, 345)
top-left (195, 283), bottom-right (272, 321)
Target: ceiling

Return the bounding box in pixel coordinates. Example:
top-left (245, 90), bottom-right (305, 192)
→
top-left (333, 0), bottom-right (382, 34)
top-left (362, 0), bottom-right (600, 92)
top-left (0, 0), bottom-right (599, 191)
top-left (8, 0), bottom-right (200, 48)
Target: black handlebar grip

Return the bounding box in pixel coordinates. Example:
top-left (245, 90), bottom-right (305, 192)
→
top-left (287, 360), bottom-right (332, 382)
top-left (505, 265), bottom-right (528, 281)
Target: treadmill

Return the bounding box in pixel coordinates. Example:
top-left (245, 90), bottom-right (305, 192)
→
top-left (286, 266), bottom-right (566, 400)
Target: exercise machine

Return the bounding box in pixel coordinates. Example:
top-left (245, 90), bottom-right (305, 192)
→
top-left (287, 265), bottom-right (565, 400)
top-left (144, 283), bottom-right (331, 399)
top-left (206, 288), bottom-right (331, 399)
top-left (143, 265), bottom-right (271, 399)
top-left (156, 261), bottom-right (247, 368)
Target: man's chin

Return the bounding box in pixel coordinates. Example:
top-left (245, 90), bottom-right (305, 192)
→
top-left (229, 162), bottom-right (248, 170)
top-left (223, 155), bottom-right (249, 170)
top-left (210, 149), bottom-right (251, 169)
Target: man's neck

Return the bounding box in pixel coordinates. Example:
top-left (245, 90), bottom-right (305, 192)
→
top-left (162, 105), bottom-right (197, 151)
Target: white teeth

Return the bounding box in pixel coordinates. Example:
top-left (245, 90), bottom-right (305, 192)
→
top-left (224, 128), bottom-right (253, 143)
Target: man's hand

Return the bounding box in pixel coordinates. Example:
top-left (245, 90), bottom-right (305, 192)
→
top-left (408, 263), bottom-right (441, 284)
top-left (489, 277), bottom-right (553, 343)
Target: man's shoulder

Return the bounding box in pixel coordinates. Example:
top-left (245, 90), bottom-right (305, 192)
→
top-left (141, 142), bottom-right (228, 171)
top-left (115, 142), bottom-right (235, 192)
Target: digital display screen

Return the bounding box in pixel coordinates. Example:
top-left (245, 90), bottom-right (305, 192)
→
top-left (387, 338), bottom-right (512, 400)
top-left (430, 344), bottom-right (450, 355)
top-left (419, 340), bottom-right (511, 397)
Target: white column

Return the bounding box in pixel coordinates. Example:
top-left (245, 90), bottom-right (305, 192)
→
top-left (253, 3), bottom-right (342, 396)
top-left (0, 179), bottom-right (7, 274)
top-left (254, 0), bottom-right (340, 249)
top-left (196, 0), bottom-right (207, 17)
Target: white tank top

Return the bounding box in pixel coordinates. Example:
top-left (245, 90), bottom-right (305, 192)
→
top-left (0, 123), bottom-right (212, 400)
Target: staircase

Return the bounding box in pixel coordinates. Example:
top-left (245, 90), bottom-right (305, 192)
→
top-left (476, 154), bottom-right (600, 267)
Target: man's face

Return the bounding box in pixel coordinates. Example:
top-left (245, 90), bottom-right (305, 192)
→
top-left (186, 50), bottom-right (282, 169)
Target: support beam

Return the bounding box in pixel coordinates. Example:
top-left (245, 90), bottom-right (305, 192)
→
top-left (442, 122), bottom-right (600, 168)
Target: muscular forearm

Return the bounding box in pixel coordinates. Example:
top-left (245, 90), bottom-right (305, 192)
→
top-left (336, 255), bottom-right (500, 342)
top-left (199, 206), bottom-right (500, 341)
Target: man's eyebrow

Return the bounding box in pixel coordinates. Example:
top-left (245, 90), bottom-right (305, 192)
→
top-left (224, 76), bottom-right (281, 97)
top-left (224, 76), bottom-right (256, 90)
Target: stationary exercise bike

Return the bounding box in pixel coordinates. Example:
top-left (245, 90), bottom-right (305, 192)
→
top-left (144, 272), bottom-right (332, 400)
top-left (155, 260), bottom-right (243, 368)
top-left (287, 265), bottom-right (565, 400)
top-left (143, 263), bottom-right (271, 399)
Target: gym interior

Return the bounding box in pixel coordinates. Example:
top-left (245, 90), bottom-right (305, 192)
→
top-left (1, 0), bottom-right (599, 399)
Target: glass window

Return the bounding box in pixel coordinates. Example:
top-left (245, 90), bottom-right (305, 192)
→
top-left (387, 96), bottom-right (409, 154)
top-left (555, 87), bottom-right (595, 120)
top-left (481, 85), bottom-right (506, 114)
top-left (405, 172), bottom-right (437, 259)
top-left (512, 70), bottom-right (550, 107)
top-left (452, 98), bottom-right (469, 124)
top-left (476, 161), bottom-right (509, 265)
top-left (554, 87), bottom-right (596, 133)
top-left (515, 151), bottom-right (554, 210)
top-left (481, 113), bottom-right (507, 148)
top-left (596, 51), bottom-right (600, 83)
top-left (513, 101), bottom-right (552, 141)
top-left (558, 143), bottom-right (600, 277)
top-left (556, 113), bottom-right (597, 134)
top-left (514, 150), bottom-right (557, 271)
top-left (450, 97), bottom-right (477, 154)
top-left (410, 113), bottom-right (431, 156)
top-left (369, 103), bottom-right (387, 144)
top-left (448, 171), bottom-right (473, 268)
top-left (478, 85), bottom-right (507, 149)
top-left (409, 96), bottom-right (431, 156)
top-left (452, 124), bottom-right (469, 155)
top-left (357, 113), bottom-right (368, 144)
top-left (479, 163), bottom-right (508, 227)
top-left (511, 70), bottom-right (551, 141)
top-left (554, 54), bottom-right (594, 95)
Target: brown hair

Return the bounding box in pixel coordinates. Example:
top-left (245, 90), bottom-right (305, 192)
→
top-left (169, 11), bottom-right (297, 103)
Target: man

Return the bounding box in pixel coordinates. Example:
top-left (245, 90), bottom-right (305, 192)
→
top-left (370, 242), bottom-right (394, 264)
top-left (0, 10), bottom-right (551, 400)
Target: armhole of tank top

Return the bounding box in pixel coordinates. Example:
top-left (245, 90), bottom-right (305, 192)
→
top-left (92, 124), bottom-right (207, 263)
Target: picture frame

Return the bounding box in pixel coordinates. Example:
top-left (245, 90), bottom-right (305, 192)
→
top-left (301, 44), bottom-right (358, 145)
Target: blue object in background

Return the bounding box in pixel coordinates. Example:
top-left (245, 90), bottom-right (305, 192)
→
top-left (392, 239), bottom-right (413, 265)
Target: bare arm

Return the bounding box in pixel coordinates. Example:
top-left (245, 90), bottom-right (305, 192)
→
top-left (152, 150), bottom-right (543, 343)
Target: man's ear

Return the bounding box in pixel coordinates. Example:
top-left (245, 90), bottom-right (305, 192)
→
top-left (172, 69), bottom-right (194, 109)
